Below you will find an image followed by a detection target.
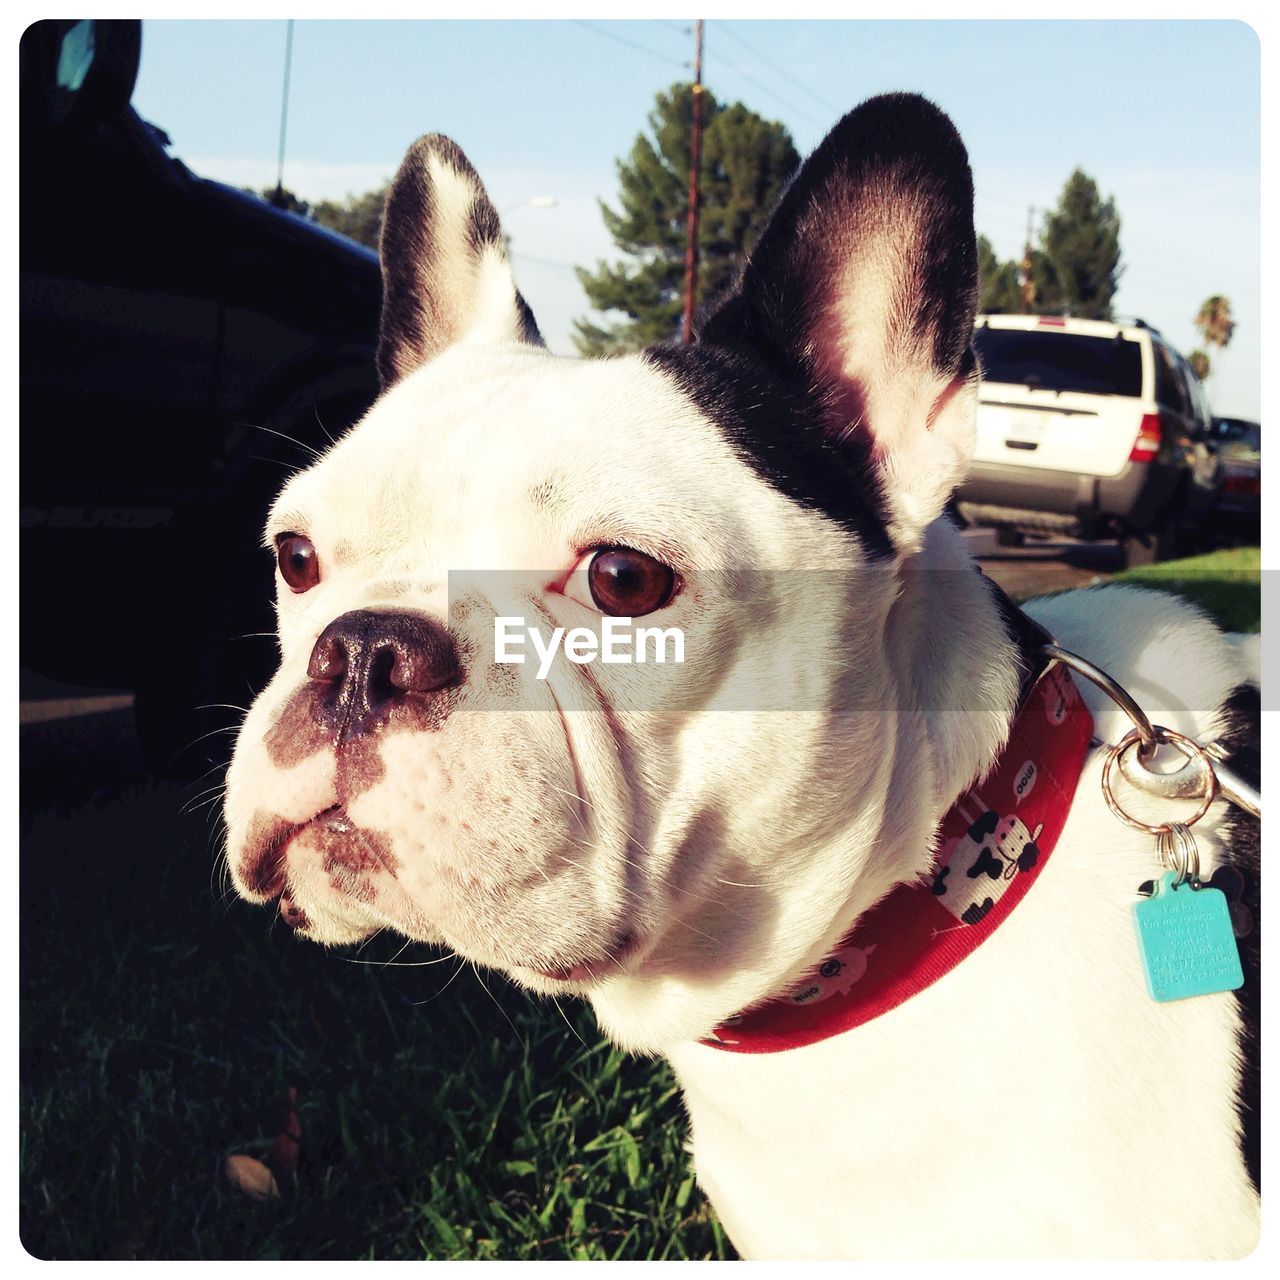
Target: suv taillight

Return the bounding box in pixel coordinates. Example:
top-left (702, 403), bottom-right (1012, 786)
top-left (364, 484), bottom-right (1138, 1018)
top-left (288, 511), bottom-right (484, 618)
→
top-left (1130, 413), bottom-right (1163, 463)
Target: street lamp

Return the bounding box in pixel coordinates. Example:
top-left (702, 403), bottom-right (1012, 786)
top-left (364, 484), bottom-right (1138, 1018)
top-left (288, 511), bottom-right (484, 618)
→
top-left (501, 195), bottom-right (558, 216)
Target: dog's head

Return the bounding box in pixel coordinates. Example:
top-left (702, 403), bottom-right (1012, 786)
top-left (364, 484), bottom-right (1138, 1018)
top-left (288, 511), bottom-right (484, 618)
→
top-left (224, 94), bottom-right (1003, 1051)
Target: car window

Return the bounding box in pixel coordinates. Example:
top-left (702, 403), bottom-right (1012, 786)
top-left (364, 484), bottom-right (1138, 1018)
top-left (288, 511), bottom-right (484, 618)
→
top-left (1152, 342), bottom-right (1190, 414)
top-left (1214, 419), bottom-right (1261, 459)
top-left (1174, 353), bottom-right (1208, 430)
top-left (973, 327), bottom-right (1143, 396)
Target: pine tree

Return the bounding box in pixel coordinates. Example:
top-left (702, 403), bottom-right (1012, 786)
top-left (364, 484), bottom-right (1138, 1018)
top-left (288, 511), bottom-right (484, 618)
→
top-left (249, 184), bottom-right (387, 252)
top-left (259, 186), bottom-right (312, 217)
top-left (1034, 170), bottom-right (1122, 319)
top-left (311, 186), bottom-right (389, 251)
top-left (976, 235), bottom-right (1023, 314)
top-left (573, 84), bottom-right (799, 355)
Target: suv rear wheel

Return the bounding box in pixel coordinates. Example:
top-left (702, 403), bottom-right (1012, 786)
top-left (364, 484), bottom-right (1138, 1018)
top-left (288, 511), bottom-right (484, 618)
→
top-left (1121, 504), bottom-right (1180, 569)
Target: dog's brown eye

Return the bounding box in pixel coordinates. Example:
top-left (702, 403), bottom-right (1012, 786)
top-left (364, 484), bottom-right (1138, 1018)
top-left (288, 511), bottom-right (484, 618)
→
top-left (277, 534), bottom-right (320, 593)
top-left (587, 548), bottom-right (676, 617)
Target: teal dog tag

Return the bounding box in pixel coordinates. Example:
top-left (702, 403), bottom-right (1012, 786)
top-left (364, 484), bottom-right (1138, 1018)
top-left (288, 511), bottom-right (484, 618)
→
top-left (1133, 872), bottom-right (1244, 1002)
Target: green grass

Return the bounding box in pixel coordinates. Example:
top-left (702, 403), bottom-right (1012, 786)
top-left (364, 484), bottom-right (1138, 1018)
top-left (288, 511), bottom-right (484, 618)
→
top-left (21, 550), bottom-right (1260, 1258)
top-left (1007, 545), bottom-right (1262, 634)
top-left (19, 784), bottom-right (731, 1260)
top-left (1112, 545), bottom-right (1261, 632)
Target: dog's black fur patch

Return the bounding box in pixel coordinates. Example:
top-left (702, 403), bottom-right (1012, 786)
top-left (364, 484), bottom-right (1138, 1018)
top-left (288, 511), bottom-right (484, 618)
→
top-left (660, 94), bottom-right (978, 553)
top-left (378, 134), bottom-right (542, 388)
top-left (697, 92), bottom-right (978, 439)
top-left (1211, 682), bottom-right (1261, 1192)
top-left (644, 342), bottom-right (895, 558)
top-left (984, 571), bottom-right (1057, 701)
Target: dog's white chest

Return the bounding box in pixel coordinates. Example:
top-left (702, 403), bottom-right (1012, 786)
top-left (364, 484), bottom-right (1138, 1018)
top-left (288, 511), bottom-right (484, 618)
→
top-left (665, 763), bottom-right (1258, 1260)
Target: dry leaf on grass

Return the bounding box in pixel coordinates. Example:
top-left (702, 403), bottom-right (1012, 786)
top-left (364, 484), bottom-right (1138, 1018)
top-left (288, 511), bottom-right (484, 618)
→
top-left (223, 1086), bottom-right (301, 1200)
top-left (223, 1153), bottom-right (280, 1201)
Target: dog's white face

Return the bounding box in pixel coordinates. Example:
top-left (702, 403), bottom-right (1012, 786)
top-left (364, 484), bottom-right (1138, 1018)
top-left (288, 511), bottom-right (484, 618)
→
top-left (224, 97), bottom-right (1001, 1051)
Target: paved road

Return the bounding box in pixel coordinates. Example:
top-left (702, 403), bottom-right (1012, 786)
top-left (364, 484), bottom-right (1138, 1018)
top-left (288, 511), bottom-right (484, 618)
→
top-left (963, 528), bottom-right (1121, 599)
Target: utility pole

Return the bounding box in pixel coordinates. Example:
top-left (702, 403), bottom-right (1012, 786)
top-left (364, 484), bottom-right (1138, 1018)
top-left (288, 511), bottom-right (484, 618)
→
top-left (1020, 204), bottom-right (1036, 313)
top-left (681, 19), bottom-right (705, 345)
top-left (272, 19), bottom-right (295, 206)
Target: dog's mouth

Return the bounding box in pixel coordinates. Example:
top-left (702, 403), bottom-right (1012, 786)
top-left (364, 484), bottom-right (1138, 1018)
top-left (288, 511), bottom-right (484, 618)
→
top-left (241, 804), bottom-right (636, 979)
top-left (243, 804), bottom-right (386, 907)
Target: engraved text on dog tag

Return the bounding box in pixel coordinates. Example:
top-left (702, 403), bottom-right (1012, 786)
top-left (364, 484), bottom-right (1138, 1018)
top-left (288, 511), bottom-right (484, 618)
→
top-left (1132, 872), bottom-right (1244, 1002)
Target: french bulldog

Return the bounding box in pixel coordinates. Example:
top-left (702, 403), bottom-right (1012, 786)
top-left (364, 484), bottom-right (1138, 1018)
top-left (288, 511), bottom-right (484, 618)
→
top-left (223, 94), bottom-right (1260, 1258)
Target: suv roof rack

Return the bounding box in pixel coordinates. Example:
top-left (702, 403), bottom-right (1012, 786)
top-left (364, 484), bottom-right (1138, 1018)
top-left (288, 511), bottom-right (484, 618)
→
top-left (1112, 315), bottom-right (1166, 339)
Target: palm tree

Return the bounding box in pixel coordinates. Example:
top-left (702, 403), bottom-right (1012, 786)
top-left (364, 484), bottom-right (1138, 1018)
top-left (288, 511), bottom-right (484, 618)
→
top-left (1187, 349), bottom-right (1211, 382)
top-left (1193, 295), bottom-right (1235, 404)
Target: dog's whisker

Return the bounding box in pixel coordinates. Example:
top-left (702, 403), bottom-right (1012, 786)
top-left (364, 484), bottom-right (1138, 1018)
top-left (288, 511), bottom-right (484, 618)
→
top-left (246, 421), bottom-right (326, 460)
top-left (354, 927), bottom-right (387, 955)
top-left (203, 800), bottom-right (229, 829)
top-left (337, 951), bottom-right (459, 969)
top-left (470, 961), bottom-right (529, 1053)
top-left (179, 723), bottom-right (242, 751)
top-left (566, 827), bottom-right (759, 924)
top-left (548, 996), bottom-right (591, 1052)
top-left (184, 757), bottom-right (233, 794)
top-left (183, 793), bottom-right (226, 818)
top-left (187, 794), bottom-right (227, 822)
top-left (543, 782), bottom-right (599, 813)
top-left (312, 403), bottom-right (340, 448)
top-left (412, 953), bottom-right (467, 1005)
top-left (383, 935), bottom-right (415, 966)
top-left (180, 773), bottom-right (227, 803)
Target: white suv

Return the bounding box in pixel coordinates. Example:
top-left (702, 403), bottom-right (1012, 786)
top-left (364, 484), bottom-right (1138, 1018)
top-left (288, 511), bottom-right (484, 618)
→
top-left (955, 314), bottom-right (1221, 566)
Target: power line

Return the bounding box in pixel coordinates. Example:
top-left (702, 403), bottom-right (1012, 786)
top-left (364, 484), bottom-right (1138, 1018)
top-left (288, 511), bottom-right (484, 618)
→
top-left (707, 46), bottom-right (826, 130)
top-left (714, 20), bottom-right (842, 117)
top-left (571, 20), bottom-right (687, 70)
top-left (1119, 272), bottom-right (1220, 301)
top-left (573, 17), bottom-right (822, 131)
top-left (511, 252), bottom-right (580, 274)
top-left (1123, 265), bottom-right (1228, 293)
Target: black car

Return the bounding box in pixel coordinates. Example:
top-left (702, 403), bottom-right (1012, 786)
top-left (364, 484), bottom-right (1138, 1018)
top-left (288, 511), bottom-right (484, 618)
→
top-left (1209, 417), bottom-right (1261, 540)
top-left (21, 20), bottom-right (382, 768)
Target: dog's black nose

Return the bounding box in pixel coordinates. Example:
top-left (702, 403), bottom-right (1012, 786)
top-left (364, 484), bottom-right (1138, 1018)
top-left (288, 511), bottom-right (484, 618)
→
top-left (307, 610), bottom-right (461, 738)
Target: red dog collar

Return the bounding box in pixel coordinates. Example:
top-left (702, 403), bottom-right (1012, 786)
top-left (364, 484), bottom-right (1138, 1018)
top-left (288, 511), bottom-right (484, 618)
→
top-left (702, 661), bottom-right (1094, 1053)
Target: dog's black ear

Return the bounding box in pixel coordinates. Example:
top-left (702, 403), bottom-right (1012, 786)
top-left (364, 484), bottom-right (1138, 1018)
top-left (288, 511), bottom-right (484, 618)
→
top-left (700, 94), bottom-right (979, 550)
top-left (377, 134), bottom-right (543, 388)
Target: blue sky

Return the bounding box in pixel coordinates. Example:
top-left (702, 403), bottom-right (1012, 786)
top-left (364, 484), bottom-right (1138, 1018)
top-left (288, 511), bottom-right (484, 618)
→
top-left (133, 18), bottom-right (1260, 418)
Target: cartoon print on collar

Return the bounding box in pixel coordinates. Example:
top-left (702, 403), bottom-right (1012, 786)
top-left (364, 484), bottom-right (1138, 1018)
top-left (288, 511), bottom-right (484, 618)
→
top-left (930, 800), bottom-right (1044, 928)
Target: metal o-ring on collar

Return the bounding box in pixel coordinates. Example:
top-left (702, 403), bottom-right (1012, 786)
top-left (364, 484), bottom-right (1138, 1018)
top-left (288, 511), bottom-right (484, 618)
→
top-left (1041, 639), bottom-right (1256, 828)
top-left (1042, 643), bottom-right (1158, 754)
top-left (1101, 725), bottom-right (1219, 835)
